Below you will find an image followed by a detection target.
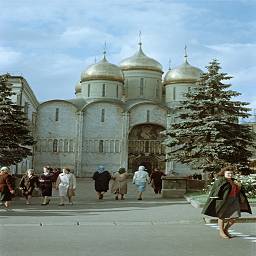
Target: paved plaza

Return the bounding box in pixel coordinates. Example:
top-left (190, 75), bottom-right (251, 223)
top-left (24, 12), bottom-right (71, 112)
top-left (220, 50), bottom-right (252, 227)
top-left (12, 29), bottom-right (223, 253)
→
top-left (0, 178), bottom-right (256, 256)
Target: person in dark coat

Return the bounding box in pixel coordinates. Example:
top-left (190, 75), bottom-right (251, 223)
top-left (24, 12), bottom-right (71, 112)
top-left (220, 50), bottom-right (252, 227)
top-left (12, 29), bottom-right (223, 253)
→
top-left (92, 165), bottom-right (111, 200)
top-left (19, 169), bottom-right (39, 205)
top-left (0, 167), bottom-right (15, 209)
top-left (150, 168), bottom-right (166, 195)
top-left (39, 166), bottom-right (53, 205)
top-left (202, 165), bottom-right (252, 239)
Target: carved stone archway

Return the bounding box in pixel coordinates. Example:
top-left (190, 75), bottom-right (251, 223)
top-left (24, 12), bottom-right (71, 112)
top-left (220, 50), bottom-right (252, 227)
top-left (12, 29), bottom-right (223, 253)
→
top-left (128, 124), bottom-right (165, 173)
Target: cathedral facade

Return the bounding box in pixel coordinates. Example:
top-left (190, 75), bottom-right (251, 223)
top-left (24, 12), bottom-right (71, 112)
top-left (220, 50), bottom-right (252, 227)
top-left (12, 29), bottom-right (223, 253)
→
top-left (33, 44), bottom-right (202, 176)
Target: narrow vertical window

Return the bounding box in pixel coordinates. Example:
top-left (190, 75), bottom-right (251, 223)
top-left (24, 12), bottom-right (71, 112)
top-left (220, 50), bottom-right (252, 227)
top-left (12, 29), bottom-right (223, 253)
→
top-left (156, 81), bottom-right (159, 97)
top-left (173, 87), bottom-right (176, 100)
top-left (140, 78), bottom-right (144, 96)
top-left (64, 139), bottom-right (69, 152)
top-left (55, 108), bottom-right (59, 121)
top-left (24, 102), bottom-right (29, 116)
top-left (147, 110), bottom-right (150, 122)
top-left (53, 139), bottom-right (58, 152)
top-left (101, 109), bottom-right (105, 122)
top-left (99, 140), bottom-right (104, 153)
top-left (102, 84), bottom-right (106, 97)
top-left (88, 84), bottom-right (91, 97)
top-left (116, 84), bottom-right (119, 97)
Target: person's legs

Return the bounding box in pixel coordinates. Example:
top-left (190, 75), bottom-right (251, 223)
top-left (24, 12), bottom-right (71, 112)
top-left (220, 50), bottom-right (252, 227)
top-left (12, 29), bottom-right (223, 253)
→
top-left (218, 218), bottom-right (230, 239)
top-left (4, 201), bottom-right (11, 208)
top-left (26, 195), bottom-right (32, 205)
top-left (68, 195), bottom-right (73, 204)
top-left (137, 192), bottom-right (143, 200)
top-left (59, 196), bottom-right (65, 205)
top-left (120, 194), bottom-right (124, 200)
top-left (224, 218), bottom-right (236, 237)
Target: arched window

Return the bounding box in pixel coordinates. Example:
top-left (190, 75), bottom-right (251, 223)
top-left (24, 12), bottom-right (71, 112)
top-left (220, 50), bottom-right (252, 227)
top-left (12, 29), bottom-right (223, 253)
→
top-left (53, 139), bottom-right (58, 152)
top-left (156, 81), bottom-right (159, 97)
top-left (146, 110), bottom-right (150, 122)
top-left (55, 108), bottom-right (59, 121)
top-left (140, 78), bottom-right (144, 96)
top-left (69, 140), bottom-right (74, 152)
top-left (173, 87), bottom-right (176, 100)
top-left (116, 84), bottom-right (119, 97)
top-left (101, 109), bottom-right (105, 122)
top-left (99, 140), bottom-right (104, 153)
top-left (88, 84), bottom-right (91, 97)
top-left (102, 84), bottom-right (106, 97)
top-left (64, 139), bottom-right (69, 152)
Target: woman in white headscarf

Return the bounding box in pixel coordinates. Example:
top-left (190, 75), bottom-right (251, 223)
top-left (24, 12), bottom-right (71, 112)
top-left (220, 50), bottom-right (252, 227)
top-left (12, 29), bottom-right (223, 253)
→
top-left (132, 166), bottom-right (150, 200)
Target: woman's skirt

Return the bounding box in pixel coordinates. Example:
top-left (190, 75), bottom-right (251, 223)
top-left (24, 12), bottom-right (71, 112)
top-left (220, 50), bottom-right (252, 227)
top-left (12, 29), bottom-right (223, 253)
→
top-left (218, 197), bottom-right (241, 219)
top-left (135, 182), bottom-right (146, 192)
top-left (0, 186), bottom-right (13, 201)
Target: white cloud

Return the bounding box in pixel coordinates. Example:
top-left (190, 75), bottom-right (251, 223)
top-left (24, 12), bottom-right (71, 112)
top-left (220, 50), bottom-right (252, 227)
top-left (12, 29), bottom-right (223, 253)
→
top-left (0, 46), bottom-right (22, 68)
top-left (0, 0), bottom-right (255, 104)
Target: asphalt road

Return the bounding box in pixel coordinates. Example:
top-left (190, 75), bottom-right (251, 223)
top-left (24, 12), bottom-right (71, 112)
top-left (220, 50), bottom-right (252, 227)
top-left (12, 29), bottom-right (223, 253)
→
top-left (0, 178), bottom-right (255, 256)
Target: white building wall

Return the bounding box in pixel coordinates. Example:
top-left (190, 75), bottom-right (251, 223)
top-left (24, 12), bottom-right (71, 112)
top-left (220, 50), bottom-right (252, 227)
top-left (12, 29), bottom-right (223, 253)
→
top-left (34, 101), bottom-right (77, 172)
top-left (81, 102), bottom-right (123, 176)
top-left (81, 80), bottom-right (123, 100)
top-left (129, 104), bottom-right (166, 128)
top-left (123, 70), bottom-right (162, 101)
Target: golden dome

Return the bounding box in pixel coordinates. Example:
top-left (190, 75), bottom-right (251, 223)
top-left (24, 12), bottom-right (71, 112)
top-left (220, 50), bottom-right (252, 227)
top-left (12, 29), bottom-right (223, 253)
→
top-left (75, 81), bottom-right (81, 93)
top-left (164, 60), bottom-right (202, 85)
top-left (81, 56), bottom-right (124, 83)
top-left (120, 44), bottom-right (163, 73)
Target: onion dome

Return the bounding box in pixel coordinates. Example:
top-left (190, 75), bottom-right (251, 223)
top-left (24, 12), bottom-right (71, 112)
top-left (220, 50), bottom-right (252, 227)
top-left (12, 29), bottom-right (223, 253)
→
top-left (120, 43), bottom-right (163, 73)
top-left (164, 48), bottom-right (202, 85)
top-left (75, 81), bottom-right (81, 94)
top-left (81, 54), bottom-right (124, 83)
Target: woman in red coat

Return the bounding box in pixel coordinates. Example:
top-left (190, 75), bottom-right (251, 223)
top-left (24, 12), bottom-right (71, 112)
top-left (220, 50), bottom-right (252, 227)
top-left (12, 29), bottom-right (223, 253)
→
top-left (202, 166), bottom-right (252, 239)
top-left (0, 167), bottom-right (15, 209)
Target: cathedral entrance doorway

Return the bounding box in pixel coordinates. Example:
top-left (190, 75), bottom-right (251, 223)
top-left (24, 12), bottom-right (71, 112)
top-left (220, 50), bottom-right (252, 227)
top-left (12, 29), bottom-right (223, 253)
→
top-left (128, 124), bottom-right (166, 173)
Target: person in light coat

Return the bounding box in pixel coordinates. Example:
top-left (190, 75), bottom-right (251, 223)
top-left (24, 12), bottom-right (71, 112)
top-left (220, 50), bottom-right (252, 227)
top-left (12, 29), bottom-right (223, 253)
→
top-left (111, 167), bottom-right (129, 200)
top-left (56, 168), bottom-right (72, 206)
top-left (132, 165), bottom-right (150, 200)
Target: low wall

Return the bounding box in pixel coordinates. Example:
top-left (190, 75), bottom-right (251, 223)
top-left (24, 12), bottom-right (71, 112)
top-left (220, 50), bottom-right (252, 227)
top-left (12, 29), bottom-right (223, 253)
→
top-left (162, 176), bottom-right (206, 198)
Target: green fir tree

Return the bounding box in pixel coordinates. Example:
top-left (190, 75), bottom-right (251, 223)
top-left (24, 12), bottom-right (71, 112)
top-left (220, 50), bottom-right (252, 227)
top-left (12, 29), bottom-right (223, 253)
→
top-left (164, 59), bottom-right (255, 173)
top-left (0, 74), bottom-right (35, 166)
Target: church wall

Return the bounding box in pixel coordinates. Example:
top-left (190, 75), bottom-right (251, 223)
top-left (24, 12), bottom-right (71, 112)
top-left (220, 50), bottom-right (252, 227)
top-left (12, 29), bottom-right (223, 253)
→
top-left (33, 101), bottom-right (78, 172)
top-left (80, 102), bottom-right (123, 175)
top-left (129, 104), bottom-right (167, 128)
top-left (165, 83), bottom-right (195, 105)
top-left (81, 80), bottom-right (123, 100)
top-left (123, 70), bottom-right (162, 101)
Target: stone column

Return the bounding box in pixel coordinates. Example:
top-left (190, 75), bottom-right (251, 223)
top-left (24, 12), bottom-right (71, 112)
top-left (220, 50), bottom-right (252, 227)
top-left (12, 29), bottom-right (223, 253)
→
top-left (75, 111), bottom-right (83, 176)
top-left (120, 111), bottom-right (130, 170)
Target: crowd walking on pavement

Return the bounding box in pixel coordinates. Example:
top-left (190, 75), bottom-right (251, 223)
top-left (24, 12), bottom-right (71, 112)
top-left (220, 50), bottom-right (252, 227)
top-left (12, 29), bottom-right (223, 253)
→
top-left (0, 164), bottom-right (167, 209)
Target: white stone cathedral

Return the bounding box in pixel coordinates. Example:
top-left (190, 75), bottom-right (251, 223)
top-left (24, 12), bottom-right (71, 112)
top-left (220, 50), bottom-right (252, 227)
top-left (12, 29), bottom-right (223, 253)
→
top-left (33, 43), bottom-right (202, 176)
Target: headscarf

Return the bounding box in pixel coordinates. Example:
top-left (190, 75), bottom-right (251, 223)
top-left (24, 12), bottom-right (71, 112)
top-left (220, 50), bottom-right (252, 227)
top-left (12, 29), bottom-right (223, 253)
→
top-left (138, 166), bottom-right (145, 172)
top-left (97, 165), bottom-right (105, 173)
top-left (118, 168), bottom-right (126, 174)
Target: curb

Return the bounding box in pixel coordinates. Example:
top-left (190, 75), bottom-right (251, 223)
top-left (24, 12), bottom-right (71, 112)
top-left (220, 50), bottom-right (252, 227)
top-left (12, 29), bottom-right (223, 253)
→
top-left (203, 217), bottom-right (256, 223)
top-left (184, 195), bottom-right (256, 223)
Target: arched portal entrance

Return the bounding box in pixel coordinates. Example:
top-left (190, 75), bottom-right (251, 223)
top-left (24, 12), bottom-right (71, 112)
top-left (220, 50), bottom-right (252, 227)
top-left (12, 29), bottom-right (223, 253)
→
top-left (128, 124), bottom-right (165, 173)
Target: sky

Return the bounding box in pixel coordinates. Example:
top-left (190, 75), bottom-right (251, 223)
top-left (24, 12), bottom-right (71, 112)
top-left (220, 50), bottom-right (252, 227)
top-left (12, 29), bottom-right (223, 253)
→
top-left (0, 0), bottom-right (256, 112)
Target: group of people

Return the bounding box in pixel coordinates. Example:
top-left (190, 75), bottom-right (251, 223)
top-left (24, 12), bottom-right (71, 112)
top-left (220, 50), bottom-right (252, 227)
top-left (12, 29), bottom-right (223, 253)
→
top-left (0, 165), bottom-right (166, 208)
top-left (0, 166), bottom-right (76, 208)
top-left (92, 165), bottom-right (166, 201)
top-left (1, 163), bottom-right (252, 240)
